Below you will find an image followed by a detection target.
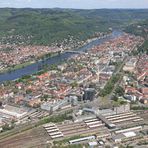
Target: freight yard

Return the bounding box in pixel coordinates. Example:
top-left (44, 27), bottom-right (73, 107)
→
top-left (0, 104), bottom-right (147, 148)
top-left (42, 106), bottom-right (145, 138)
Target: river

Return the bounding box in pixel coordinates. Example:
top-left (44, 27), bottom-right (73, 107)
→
top-left (0, 30), bottom-right (123, 83)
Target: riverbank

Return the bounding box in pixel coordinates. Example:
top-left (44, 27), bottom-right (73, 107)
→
top-left (0, 37), bottom-right (99, 74)
top-left (0, 30), bottom-right (123, 83)
top-left (0, 61), bottom-right (35, 74)
top-left (0, 52), bottom-right (59, 74)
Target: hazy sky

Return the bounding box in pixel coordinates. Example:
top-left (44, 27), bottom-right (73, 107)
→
top-left (0, 0), bottom-right (148, 9)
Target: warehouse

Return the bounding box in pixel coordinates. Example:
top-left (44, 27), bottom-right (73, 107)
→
top-left (115, 126), bottom-right (143, 134)
top-left (43, 118), bottom-right (110, 140)
top-left (103, 111), bottom-right (144, 128)
top-left (0, 105), bottom-right (29, 120)
top-left (43, 123), bottom-right (63, 139)
top-left (69, 136), bottom-right (95, 144)
top-left (112, 131), bottom-right (137, 143)
top-left (97, 114), bottom-right (116, 129)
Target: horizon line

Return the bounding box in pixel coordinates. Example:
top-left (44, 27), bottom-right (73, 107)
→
top-left (0, 7), bottom-right (148, 10)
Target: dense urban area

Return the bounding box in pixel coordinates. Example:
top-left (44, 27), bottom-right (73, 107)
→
top-left (0, 8), bottom-right (147, 148)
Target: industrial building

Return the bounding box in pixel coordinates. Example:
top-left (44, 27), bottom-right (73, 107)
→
top-left (43, 123), bottom-right (64, 139)
top-left (97, 114), bottom-right (116, 129)
top-left (0, 105), bottom-right (29, 120)
top-left (41, 96), bottom-right (79, 112)
top-left (103, 111), bottom-right (144, 128)
top-left (69, 136), bottom-right (95, 144)
top-left (42, 105), bottom-right (144, 145)
top-left (123, 58), bottom-right (137, 72)
top-left (43, 117), bottom-right (110, 140)
top-left (92, 110), bottom-right (144, 134)
top-left (112, 131), bottom-right (137, 143)
top-left (41, 99), bottom-right (69, 112)
top-left (113, 104), bottom-right (130, 114)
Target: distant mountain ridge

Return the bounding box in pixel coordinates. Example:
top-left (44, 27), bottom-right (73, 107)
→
top-left (0, 8), bottom-right (148, 45)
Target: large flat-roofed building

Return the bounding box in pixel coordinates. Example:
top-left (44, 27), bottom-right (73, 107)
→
top-left (114, 104), bottom-right (130, 114)
top-left (69, 136), bottom-right (95, 144)
top-left (112, 131), bottom-right (137, 143)
top-left (103, 111), bottom-right (144, 129)
top-left (0, 105), bottom-right (28, 120)
top-left (97, 114), bottom-right (116, 129)
top-left (41, 99), bottom-right (69, 112)
top-left (123, 58), bottom-right (137, 73)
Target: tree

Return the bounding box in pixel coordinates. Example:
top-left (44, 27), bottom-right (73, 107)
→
top-left (50, 64), bottom-right (58, 70)
top-left (0, 101), bottom-right (2, 107)
top-left (115, 86), bottom-right (124, 96)
top-left (2, 124), bottom-right (14, 131)
top-left (70, 81), bottom-right (78, 89)
top-left (112, 96), bottom-right (119, 102)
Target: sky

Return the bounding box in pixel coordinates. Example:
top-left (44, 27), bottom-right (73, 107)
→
top-left (0, 0), bottom-right (148, 9)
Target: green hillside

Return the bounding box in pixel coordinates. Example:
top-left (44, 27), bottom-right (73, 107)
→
top-left (125, 20), bottom-right (148, 54)
top-left (0, 8), bottom-right (148, 45)
top-left (125, 20), bottom-right (148, 38)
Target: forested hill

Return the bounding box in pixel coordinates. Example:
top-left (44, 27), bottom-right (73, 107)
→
top-left (125, 20), bottom-right (148, 39)
top-left (0, 8), bottom-right (148, 45)
top-left (125, 20), bottom-right (148, 54)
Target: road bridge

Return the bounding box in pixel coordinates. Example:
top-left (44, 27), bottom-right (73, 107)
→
top-left (65, 51), bottom-right (86, 54)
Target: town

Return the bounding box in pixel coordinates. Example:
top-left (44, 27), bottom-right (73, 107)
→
top-left (0, 45), bottom-right (59, 71)
top-left (0, 32), bottom-right (107, 73)
top-left (0, 30), bottom-right (147, 148)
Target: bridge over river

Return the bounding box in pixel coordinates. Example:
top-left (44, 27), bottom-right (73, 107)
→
top-left (0, 30), bottom-right (123, 83)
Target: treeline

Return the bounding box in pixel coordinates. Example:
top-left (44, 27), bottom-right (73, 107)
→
top-left (37, 111), bottom-right (73, 126)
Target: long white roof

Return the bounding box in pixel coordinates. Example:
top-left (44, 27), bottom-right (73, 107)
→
top-left (123, 131), bottom-right (136, 138)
